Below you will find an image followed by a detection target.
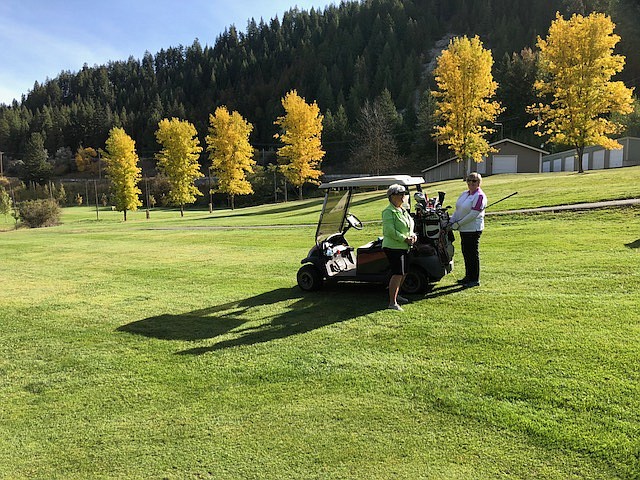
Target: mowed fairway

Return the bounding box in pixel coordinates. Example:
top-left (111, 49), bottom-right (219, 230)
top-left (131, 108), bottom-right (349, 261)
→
top-left (0, 169), bottom-right (639, 479)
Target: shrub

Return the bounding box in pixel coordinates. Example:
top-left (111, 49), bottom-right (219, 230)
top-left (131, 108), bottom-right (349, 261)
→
top-left (0, 186), bottom-right (12, 217)
top-left (17, 199), bottom-right (61, 228)
top-left (57, 184), bottom-right (67, 204)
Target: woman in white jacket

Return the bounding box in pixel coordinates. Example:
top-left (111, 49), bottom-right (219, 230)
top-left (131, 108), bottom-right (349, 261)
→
top-left (449, 172), bottom-right (487, 288)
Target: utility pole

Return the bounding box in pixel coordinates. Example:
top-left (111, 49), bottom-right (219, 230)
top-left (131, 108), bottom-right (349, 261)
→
top-left (208, 167), bottom-right (213, 213)
top-left (94, 180), bottom-right (99, 220)
top-left (0, 151), bottom-right (4, 176)
top-left (145, 177), bottom-right (151, 219)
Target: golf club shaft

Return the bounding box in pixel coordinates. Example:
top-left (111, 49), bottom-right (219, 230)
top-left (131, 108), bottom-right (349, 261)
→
top-left (487, 191), bottom-right (518, 209)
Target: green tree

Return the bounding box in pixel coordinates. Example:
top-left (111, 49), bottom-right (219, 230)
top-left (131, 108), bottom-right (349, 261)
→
top-left (612, 96), bottom-right (640, 137)
top-left (206, 107), bottom-right (255, 210)
top-left (103, 127), bottom-right (142, 221)
top-left (414, 90), bottom-right (439, 165)
top-left (609, 0), bottom-right (640, 90)
top-left (432, 35), bottom-right (503, 175)
top-left (322, 104), bottom-right (352, 169)
top-left (528, 12), bottom-right (634, 173)
top-left (274, 90), bottom-right (325, 200)
top-left (155, 118), bottom-right (204, 216)
top-left (496, 48), bottom-right (538, 144)
top-left (21, 132), bottom-right (53, 184)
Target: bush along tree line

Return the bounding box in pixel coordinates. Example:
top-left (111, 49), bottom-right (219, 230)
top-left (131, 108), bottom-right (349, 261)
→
top-left (0, 7), bottom-right (636, 223)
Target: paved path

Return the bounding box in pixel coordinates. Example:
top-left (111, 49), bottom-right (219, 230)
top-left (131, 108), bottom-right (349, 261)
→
top-left (489, 198), bottom-right (640, 215)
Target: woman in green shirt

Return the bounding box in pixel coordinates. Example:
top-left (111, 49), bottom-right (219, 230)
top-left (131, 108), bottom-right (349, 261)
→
top-left (382, 184), bottom-right (416, 311)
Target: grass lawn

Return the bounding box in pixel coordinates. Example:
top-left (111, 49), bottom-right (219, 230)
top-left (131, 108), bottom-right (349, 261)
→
top-left (0, 169), bottom-right (639, 478)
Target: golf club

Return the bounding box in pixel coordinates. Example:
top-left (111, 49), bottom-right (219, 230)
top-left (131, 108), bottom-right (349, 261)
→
top-left (487, 191), bottom-right (518, 209)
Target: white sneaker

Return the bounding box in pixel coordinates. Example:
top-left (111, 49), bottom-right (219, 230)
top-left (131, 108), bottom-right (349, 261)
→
top-left (388, 303), bottom-right (404, 311)
top-left (396, 295), bottom-right (409, 304)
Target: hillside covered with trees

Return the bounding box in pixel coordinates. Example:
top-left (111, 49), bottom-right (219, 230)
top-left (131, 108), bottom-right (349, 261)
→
top-left (1, 0), bottom-right (639, 180)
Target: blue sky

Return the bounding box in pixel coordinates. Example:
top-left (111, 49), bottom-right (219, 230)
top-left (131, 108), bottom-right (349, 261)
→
top-left (0, 0), bottom-right (334, 105)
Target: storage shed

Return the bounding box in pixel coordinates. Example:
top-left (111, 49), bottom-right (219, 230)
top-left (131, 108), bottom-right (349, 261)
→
top-left (541, 137), bottom-right (640, 172)
top-left (421, 138), bottom-right (548, 182)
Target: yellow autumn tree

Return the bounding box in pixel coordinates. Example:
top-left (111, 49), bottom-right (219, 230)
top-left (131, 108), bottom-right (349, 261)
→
top-left (527, 12), bottom-right (634, 173)
top-left (274, 90), bottom-right (325, 200)
top-left (206, 106), bottom-right (255, 210)
top-left (75, 146), bottom-right (98, 174)
top-left (432, 35), bottom-right (503, 175)
top-left (103, 127), bottom-right (142, 221)
top-left (155, 118), bottom-right (204, 216)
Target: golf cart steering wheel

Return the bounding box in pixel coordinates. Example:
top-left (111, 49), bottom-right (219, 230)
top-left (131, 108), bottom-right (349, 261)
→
top-left (346, 213), bottom-right (363, 230)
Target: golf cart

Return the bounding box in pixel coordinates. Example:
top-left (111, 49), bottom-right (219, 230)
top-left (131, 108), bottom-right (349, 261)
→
top-left (296, 175), bottom-right (454, 294)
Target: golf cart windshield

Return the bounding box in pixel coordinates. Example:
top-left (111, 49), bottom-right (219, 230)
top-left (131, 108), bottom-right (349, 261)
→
top-left (316, 189), bottom-right (351, 245)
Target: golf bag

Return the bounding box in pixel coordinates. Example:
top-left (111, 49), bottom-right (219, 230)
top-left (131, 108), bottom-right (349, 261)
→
top-left (412, 192), bottom-right (454, 266)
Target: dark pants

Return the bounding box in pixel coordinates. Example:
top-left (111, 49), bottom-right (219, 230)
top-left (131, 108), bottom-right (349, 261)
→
top-left (460, 231), bottom-right (482, 282)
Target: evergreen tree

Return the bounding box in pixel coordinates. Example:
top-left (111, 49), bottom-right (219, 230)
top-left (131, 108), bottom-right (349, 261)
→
top-left (414, 90), bottom-right (439, 165)
top-left (496, 48), bottom-right (538, 144)
top-left (322, 104), bottom-right (352, 170)
top-left (21, 132), bottom-right (52, 184)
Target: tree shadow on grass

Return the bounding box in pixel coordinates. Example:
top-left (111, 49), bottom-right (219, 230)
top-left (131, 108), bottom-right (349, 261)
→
top-left (117, 284), bottom-right (388, 354)
top-left (196, 198), bottom-right (325, 220)
top-left (625, 239), bottom-right (640, 249)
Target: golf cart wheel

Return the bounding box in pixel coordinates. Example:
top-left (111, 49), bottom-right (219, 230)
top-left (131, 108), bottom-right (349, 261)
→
top-left (402, 268), bottom-right (428, 294)
top-left (297, 265), bottom-right (323, 291)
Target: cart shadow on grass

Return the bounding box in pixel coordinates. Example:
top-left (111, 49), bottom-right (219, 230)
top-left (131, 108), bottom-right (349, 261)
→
top-left (625, 239), bottom-right (640, 249)
top-left (117, 283), bottom-right (464, 355)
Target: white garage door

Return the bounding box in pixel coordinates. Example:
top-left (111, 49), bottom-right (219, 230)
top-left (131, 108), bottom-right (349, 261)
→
top-left (553, 158), bottom-right (562, 172)
top-left (564, 156), bottom-right (575, 172)
top-left (493, 155), bottom-right (518, 174)
top-left (593, 150), bottom-right (605, 169)
top-left (610, 148), bottom-right (623, 168)
top-left (582, 153), bottom-right (589, 171)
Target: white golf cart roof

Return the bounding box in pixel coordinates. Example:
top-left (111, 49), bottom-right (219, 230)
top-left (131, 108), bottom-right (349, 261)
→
top-left (319, 175), bottom-right (425, 189)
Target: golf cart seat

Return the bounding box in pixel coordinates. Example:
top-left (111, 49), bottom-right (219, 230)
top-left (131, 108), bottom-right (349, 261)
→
top-left (356, 237), bottom-right (382, 254)
top-left (356, 238), bottom-right (388, 275)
